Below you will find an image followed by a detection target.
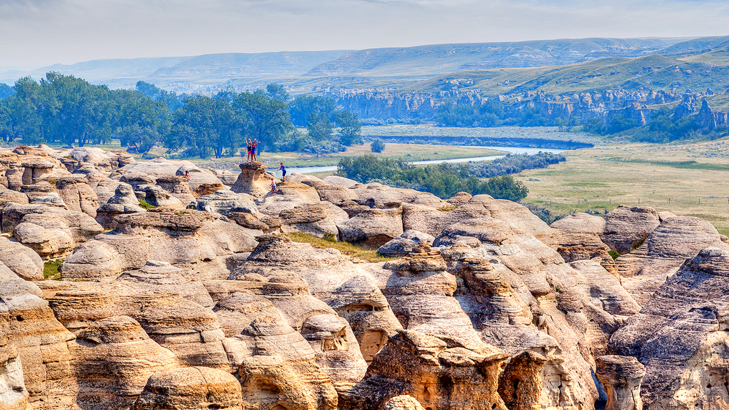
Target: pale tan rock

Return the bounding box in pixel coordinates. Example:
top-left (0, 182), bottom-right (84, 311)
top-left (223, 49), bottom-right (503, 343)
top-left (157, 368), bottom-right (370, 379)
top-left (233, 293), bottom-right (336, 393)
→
top-left (341, 330), bottom-right (509, 410)
top-left (95, 183), bottom-right (146, 230)
top-left (384, 395), bottom-right (425, 410)
top-left (616, 215), bottom-right (724, 305)
top-left (61, 209), bottom-right (257, 280)
top-left (551, 212), bottom-right (617, 276)
top-left (3, 203), bottom-right (103, 259)
top-left (55, 176), bottom-right (99, 217)
top-left (0, 237), bottom-right (43, 281)
top-left (338, 207), bottom-right (404, 249)
top-left (322, 175), bottom-right (357, 188)
top-left (154, 175), bottom-right (196, 206)
top-left (498, 351), bottom-right (548, 410)
top-left (596, 355), bottom-right (645, 410)
top-left (71, 316), bottom-right (181, 409)
top-left (601, 205), bottom-right (660, 254)
top-left (132, 367), bottom-right (243, 410)
top-left (0, 337), bottom-right (31, 410)
top-left (610, 247), bottom-right (729, 410)
top-left (230, 162), bottom-right (274, 198)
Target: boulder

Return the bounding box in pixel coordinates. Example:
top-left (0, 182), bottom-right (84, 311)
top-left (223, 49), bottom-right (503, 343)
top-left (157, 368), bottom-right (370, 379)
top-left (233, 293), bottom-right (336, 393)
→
top-left (0, 236), bottom-right (44, 281)
top-left (154, 175), bottom-right (196, 205)
top-left (2, 203), bottom-right (104, 259)
top-left (195, 190), bottom-right (257, 215)
top-left (0, 337), bottom-right (31, 410)
top-left (341, 330), bottom-right (509, 410)
top-left (95, 183), bottom-right (146, 230)
top-left (338, 207), bottom-right (404, 249)
top-left (601, 205), bottom-right (661, 254)
top-left (384, 395), bottom-right (426, 410)
top-left (132, 367), bottom-right (243, 410)
top-left (55, 176), bottom-right (99, 217)
top-left (377, 230), bottom-right (435, 257)
top-left (142, 185), bottom-right (184, 209)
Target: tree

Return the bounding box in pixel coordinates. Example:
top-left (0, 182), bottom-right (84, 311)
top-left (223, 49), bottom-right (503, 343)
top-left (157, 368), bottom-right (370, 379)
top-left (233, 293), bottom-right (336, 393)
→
top-left (336, 110), bottom-right (362, 145)
top-left (266, 83), bottom-right (289, 102)
top-left (113, 89), bottom-right (170, 154)
top-left (371, 139), bottom-right (385, 153)
top-left (136, 81), bottom-right (184, 111)
top-left (234, 92), bottom-right (291, 151)
top-left (167, 95), bottom-right (243, 158)
top-left (307, 111), bottom-right (332, 141)
top-left (288, 95), bottom-right (337, 127)
top-left (0, 84), bottom-right (13, 100)
top-left (477, 175), bottom-right (528, 201)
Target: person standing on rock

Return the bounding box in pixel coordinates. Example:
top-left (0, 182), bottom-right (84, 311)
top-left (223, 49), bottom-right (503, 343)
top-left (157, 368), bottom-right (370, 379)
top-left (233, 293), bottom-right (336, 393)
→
top-left (251, 139), bottom-right (260, 161)
top-left (270, 179), bottom-right (277, 193)
top-left (244, 138), bottom-right (253, 162)
top-left (279, 162), bottom-right (287, 182)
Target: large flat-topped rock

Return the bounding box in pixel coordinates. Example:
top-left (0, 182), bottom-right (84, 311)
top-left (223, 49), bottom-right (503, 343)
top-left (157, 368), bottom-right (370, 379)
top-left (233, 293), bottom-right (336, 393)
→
top-left (230, 162), bottom-right (274, 198)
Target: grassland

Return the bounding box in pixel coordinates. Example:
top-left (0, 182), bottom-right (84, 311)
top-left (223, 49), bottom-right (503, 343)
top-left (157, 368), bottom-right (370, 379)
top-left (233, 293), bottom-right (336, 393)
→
top-left (283, 232), bottom-right (397, 263)
top-left (517, 139), bottom-right (729, 236)
top-left (194, 142), bottom-right (505, 172)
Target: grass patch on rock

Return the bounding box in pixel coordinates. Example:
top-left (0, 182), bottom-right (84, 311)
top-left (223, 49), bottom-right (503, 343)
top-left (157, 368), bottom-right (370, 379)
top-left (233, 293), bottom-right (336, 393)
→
top-left (138, 199), bottom-right (156, 210)
top-left (44, 259), bottom-right (63, 280)
top-left (284, 232), bottom-right (398, 263)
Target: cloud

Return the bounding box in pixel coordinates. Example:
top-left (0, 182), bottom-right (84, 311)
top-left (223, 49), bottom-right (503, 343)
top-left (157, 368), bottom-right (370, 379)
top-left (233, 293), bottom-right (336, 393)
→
top-left (1, 0), bottom-right (728, 68)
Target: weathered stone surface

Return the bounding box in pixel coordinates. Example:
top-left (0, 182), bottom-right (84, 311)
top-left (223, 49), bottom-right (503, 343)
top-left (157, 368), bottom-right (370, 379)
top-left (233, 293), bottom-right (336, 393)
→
top-left (551, 212), bottom-right (617, 276)
top-left (341, 330), bottom-right (509, 410)
top-left (498, 351), bottom-right (547, 410)
top-left (132, 367), bottom-right (242, 410)
top-left (95, 183), bottom-right (146, 230)
top-left (55, 176), bottom-right (99, 217)
top-left (609, 247), bottom-right (729, 410)
top-left (154, 175), bottom-right (196, 206)
top-left (338, 207), bottom-right (404, 249)
top-left (142, 185), bottom-right (184, 209)
top-left (278, 203), bottom-right (348, 239)
top-left (71, 316), bottom-right (180, 410)
top-left (0, 276), bottom-right (78, 409)
top-left (3, 203), bottom-right (104, 259)
top-left (596, 355), bottom-right (645, 410)
top-left (0, 236), bottom-right (43, 281)
top-left (322, 175), bottom-right (357, 188)
top-left (616, 215), bottom-right (724, 305)
top-left (0, 337), bottom-right (31, 410)
top-left (383, 395), bottom-right (426, 410)
top-left (230, 162), bottom-right (274, 198)
top-left (601, 205), bottom-right (661, 254)
top-left (196, 190), bottom-right (257, 215)
top-left (61, 209), bottom-right (257, 280)
top-left (377, 230), bottom-right (435, 257)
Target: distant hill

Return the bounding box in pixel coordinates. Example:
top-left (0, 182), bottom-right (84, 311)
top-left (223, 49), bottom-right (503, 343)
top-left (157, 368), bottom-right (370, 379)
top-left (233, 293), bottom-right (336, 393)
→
top-left (304, 38), bottom-right (685, 77)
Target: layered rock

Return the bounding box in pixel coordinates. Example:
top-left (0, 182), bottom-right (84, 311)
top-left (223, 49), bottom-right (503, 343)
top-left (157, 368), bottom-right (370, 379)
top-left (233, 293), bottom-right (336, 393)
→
top-left (550, 212), bottom-right (617, 276)
top-left (132, 367), bottom-right (243, 410)
top-left (596, 355), bottom-right (645, 410)
top-left (615, 215), bottom-right (724, 305)
top-left (230, 162), bottom-right (274, 198)
top-left (609, 247), bottom-right (729, 409)
top-left (341, 330), bottom-right (509, 410)
top-left (94, 183), bottom-right (146, 230)
top-left (60, 209), bottom-right (258, 280)
top-left (0, 337), bottom-right (31, 410)
top-left (55, 177), bottom-right (99, 217)
top-left (0, 236), bottom-right (44, 281)
top-left (338, 207), bottom-right (404, 249)
top-left (377, 230), bottom-right (435, 257)
top-left (2, 203), bottom-right (104, 259)
top-left (601, 206), bottom-right (661, 254)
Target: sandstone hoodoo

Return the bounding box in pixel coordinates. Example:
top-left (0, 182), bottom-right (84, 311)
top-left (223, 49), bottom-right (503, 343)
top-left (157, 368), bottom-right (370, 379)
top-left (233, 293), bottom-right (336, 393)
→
top-left (3, 145), bottom-right (729, 410)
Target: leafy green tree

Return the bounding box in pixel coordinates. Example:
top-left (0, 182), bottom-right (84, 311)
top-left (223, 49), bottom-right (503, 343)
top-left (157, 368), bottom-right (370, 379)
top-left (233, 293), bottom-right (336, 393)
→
top-left (0, 84), bottom-right (12, 100)
top-left (476, 175), bottom-right (529, 201)
top-left (234, 91), bottom-right (291, 151)
top-left (307, 112), bottom-right (332, 141)
top-left (167, 95), bottom-right (243, 158)
top-left (113, 89), bottom-right (170, 154)
top-left (4, 77), bottom-right (45, 144)
top-left (335, 110), bottom-right (362, 145)
top-left (371, 139), bottom-right (385, 153)
top-left (288, 95), bottom-right (337, 127)
top-left (136, 81), bottom-right (184, 111)
top-left (266, 84), bottom-right (289, 102)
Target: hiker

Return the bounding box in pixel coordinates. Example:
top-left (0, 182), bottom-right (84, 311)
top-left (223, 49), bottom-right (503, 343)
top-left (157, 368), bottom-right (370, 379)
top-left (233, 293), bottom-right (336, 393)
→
top-left (184, 170), bottom-right (190, 181)
top-left (278, 162), bottom-right (286, 182)
top-left (244, 138), bottom-right (252, 162)
top-left (251, 139), bottom-right (260, 161)
top-left (270, 179), bottom-right (277, 193)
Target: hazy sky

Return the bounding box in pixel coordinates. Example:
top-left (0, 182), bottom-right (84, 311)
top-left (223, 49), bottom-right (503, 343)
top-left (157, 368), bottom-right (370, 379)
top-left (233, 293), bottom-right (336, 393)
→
top-left (2, 0), bottom-right (728, 69)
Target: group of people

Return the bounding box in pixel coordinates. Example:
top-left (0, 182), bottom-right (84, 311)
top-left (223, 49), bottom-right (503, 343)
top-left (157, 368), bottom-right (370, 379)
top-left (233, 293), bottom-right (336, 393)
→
top-left (242, 138), bottom-right (287, 193)
top-left (245, 138), bottom-right (260, 162)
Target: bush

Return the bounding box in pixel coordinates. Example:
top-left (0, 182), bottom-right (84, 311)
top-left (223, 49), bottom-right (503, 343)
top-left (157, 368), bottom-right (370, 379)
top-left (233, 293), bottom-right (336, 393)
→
top-left (371, 139), bottom-right (386, 153)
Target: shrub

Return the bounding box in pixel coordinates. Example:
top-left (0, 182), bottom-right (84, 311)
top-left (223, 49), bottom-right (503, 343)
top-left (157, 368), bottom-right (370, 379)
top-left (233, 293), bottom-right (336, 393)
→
top-left (371, 139), bottom-right (385, 153)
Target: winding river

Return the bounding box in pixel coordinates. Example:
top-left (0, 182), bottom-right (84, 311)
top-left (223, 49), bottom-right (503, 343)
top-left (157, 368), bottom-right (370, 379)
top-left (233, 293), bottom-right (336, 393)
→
top-left (286, 146), bottom-right (566, 175)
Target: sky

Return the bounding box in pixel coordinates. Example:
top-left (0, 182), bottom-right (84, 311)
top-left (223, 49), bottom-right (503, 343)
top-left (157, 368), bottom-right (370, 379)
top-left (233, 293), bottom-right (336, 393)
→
top-left (1, 0), bottom-right (729, 69)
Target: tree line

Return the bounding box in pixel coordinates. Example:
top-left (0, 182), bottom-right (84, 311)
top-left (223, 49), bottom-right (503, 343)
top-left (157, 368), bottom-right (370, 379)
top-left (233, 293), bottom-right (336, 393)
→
top-left (337, 155), bottom-right (531, 201)
top-left (0, 73), bottom-right (362, 158)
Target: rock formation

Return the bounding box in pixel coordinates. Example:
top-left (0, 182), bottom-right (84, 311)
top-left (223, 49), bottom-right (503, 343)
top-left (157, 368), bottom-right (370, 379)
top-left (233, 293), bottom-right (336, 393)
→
top-left (1, 146), bottom-right (729, 410)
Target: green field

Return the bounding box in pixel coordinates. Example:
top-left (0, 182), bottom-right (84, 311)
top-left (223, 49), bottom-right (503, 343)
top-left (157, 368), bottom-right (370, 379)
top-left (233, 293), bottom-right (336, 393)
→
top-left (194, 142), bottom-right (505, 172)
top-left (517, 139), bottom-right (729, 236)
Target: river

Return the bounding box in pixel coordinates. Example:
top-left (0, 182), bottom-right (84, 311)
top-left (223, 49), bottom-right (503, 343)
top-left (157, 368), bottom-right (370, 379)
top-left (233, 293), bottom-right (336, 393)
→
top-left (285, 146), bottom-right (566, 175)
